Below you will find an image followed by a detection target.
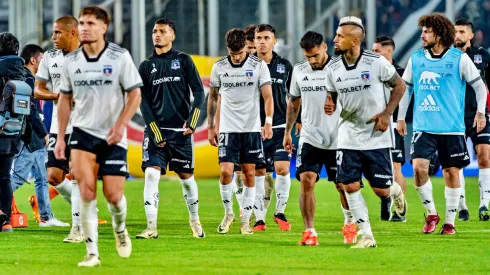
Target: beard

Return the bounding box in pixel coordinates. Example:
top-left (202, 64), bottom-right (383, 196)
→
top-left (423, 40), bottom-right (436, 49)
top-left (154, 44), bottom-right (165, 49)
top-left (334, 48), bottom-right (347, 55)
top-left (455, 40), bottom-right (467, 48)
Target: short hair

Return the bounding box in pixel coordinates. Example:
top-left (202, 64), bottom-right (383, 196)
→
top-left (20, 44), bottom-right (44, 64)
top-left (299, 31), bottom-right (324, 51)
top-left (80, 6), bottom-right (111, 27)
top-left (55, 15), bottom-right (78, 28)
top-left (0, 32), bottom-right (19, 55)
top-left (244, 24), bottom-right (257, 42)
top-left (255, 24), bottom-right (275, 35)
top-left (455, 18), bottom-right (474, 31)
top-left (155, 18), bottom-right (176, 33)
top-left (418, 13), bottom-right (455, 48)
top-left (375, 35), bottom-right (395, 50)
top-left (226, 28), bottom-right (246, 52)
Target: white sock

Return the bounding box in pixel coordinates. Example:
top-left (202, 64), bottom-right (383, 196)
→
top-left (144, 168), bottom-right (160, 229)
top-left (264, 173), bottom-right (274, 212)
top-left (253, 176), bottom-right (266, 222)
top-left (242, 186), bottom-right (255, 223)
top-left (341, 205), bottom-right (353, 225)
top-left (107, 195), bottom-right (127, 233)
top-left (232, 176), bottom-right (244, 210)
top-left (220, 182), bottom-right (234, 215)
top-left (307, 227), bottom-right (317, 236)
top-left (71, 180), bottom-right (81, 227)
top-left (180, 176), bottom-right (199, 221)
top-left (81, 200), bottom-right (98, 257)
top-left (479, 168), bottom-right (490, 208)
top-left (275, 174), bottom-right (291, 215)
top-left (458, 169), bottom-right (468, 211)
top-left (55, 178), bottom-right (72, 204)
top-left (415, 180), bottom-right (437, 215)
top-left (389, 181), bottom-right (402, 197)
top-left (445, 186), bottom-right (461, 225)
top-left (345, 190), bottom-right (373, 238)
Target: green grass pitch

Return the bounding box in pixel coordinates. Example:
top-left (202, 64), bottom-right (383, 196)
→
top-left (2, 177), bottom-right (490, 274)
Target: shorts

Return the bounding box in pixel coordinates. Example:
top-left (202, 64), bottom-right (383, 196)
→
top-left (234, 163), bottom-right (242, 172)
top-left (465, 117), bottom-right (490, 147)
top-left (141, 129), bottom-right (194, 175)
top-left (295, 141), bottom-right (337, 182)
top-left (256, 128), bottom-right (291, 172)
top-left (410, 132), bottom-right (470, 169)
top-left (392, 130), bottom-right (405, 164)
top-left (337, 148), bottom-right (393, 189)
top-left (218, 132), bottom-right (265, 165)
top-left (46, 133), bottom-right (71, 173)
top-left (69, 127), bottom-right (128, 177)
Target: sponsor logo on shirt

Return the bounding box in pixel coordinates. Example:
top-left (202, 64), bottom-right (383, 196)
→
top-left (418, 94), bottom-right (440, 112)
top-left (152, 77), bottom-right (181, 85)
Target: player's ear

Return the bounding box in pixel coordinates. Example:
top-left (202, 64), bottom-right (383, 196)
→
top-left (469, 32), bottom-right (474, 40)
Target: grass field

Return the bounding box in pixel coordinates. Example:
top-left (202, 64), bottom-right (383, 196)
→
top-left (1, 177), bottom-right (490, 274)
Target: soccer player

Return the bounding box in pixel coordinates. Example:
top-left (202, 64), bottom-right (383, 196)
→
top-left (325, 16), bottom-right (406, 248)
top-left (55, 6), bottom-right (142, 266)
top-left (252, 24), bottom-right (293, 232)
top-left (208, 28), bottom-right (273, 235)
top-left (397, 13), bottom-right (487, 234)
top-left (136, 18), bottom-right (205, 239)
top-left (245, 24), bottom-right (257, 55)
top-left (372, 35), bottom-right (408, 222)
top-left (454, 18), bottom-right (490, 221)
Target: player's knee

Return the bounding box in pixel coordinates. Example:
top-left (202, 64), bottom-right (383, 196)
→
top-left (477, 154), bottom-right (490, 168)
top-left (79, 187), bottom-right (97, 201)
top-left (47, 171), bottom-right (64, 186)
top-left (104, 192), bottom-right (123, 205)
top-left (414, 163), bottom-right (429, 178)
top-left (372, 187), bottom-right (389, 198)
top-left (220, 167), bottom-right (233, 183)
top-left (275, 166), bottom-right (289, 176)
top-left (442, 167), bottom-right (460, 181)
top-left (255, 168), bottom-right (266, 177)
top-left (300, 172), bottom-right (316, 188)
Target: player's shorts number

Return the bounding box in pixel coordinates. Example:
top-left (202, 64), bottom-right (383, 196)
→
top-left (218, 133), bottom-right (229, 147)
top-left (143, 137), bottom-right (149, 150)
top-left (48, 137), bottom-right (56, 150)
top-left (336, 150), bottom-right (343, 166)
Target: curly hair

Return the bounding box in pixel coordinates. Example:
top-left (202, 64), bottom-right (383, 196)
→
top-left (418, 13), bottom-right (455, 48)
top-left (226, 28), bottom-right (246, 52)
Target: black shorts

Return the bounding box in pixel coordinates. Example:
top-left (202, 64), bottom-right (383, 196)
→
top-left (234, 163), bottom-right (242, 172)
top-left (465, 117), bottom-right (490, 147)
top-left (47, 133), bottom-right (71, 173)
top-left (256, 128), bottom-right (291, 172)
top-left (141, 129), bottom-right (194, 175)
top-left (337, 148), bottom-right (393, 189)
top-left (218, 132), bottom-right (265, 165)
top-left (410, 132), bottom-right (470, 169)
top-left (295, 142), bottom-right (337, 182)
top-left (392, 130), bottom-right (405, 164)
top-left (69, 127), bottom-right (128, 177)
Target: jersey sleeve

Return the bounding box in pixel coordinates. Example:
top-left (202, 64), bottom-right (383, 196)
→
top-left (460, 53), bottom-right (483, 84)
top-left (258, 60), bottom-right (272, 87)
top-left (210, 63), bottom-right (221, 88)
top-left (289, 67), bottom-right (301, 98)
top-left (402, 57), bottom-right (413, 86)
top-left (35, 53), bottom-right (50, 82)
top-left (325, 67), bottom-right (336, 93)
top-left (182, 54), bottom-right (205, 130)
top-left (59, 58), bottom-right (72, 94)
top-left (138, 60), bottom-right (164, 145)
top-left (120, 51), bottom-right (144, 92)
top-left (378, 55), bottom-right (397, 82)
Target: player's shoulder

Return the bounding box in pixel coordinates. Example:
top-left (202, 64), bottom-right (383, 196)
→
top-left (44, 48), bottom-right (63, 60)
top-left (65, 47), bottom-right (83, 61)
top-left (107, 42), bottom-right (128, 54)
top-left (247, 54), bottom-right (263, 68)
top-left (412, 48), bottom-right (425, 57)
top-left (476, 46), bottom-right (490, 58)
top-left (363, 50), bottom-right (381, 59)
top-left (326, 55), bottom-right (342, 70)
top-left (293, 60), bottom-right (310, 72)
top-left (214, 56), bottom-right (229, 68)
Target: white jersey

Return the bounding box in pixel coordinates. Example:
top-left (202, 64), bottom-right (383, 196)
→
top-left (59, 42), bottom-right (143, 149)
top-left (210, 54), bottom-right (272, 133)
top-left (326, 50), bottom-right (397, 150)
top-left (289, 59), bottom-right (340, 150)
top-left (36, 48), bottom-right (74, 134)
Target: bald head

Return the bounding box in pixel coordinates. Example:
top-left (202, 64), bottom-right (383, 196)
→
top-left (55, 16), bottom-right (78, 30)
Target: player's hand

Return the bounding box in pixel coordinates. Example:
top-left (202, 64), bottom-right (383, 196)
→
top-left (44, 135), bottom-right (49, 148)
top-left (294, 122), bottom-right (302, 137)
top-left (262, 123), bottom-right (273, 139)
top-left (370, 112), bottom-right (390, 132)
top-left (474, 112), bottom-right (487, 133)
top-left (208, 127), bottom-right (218, 147)
top-left (54, 138), bottom-right (66, 160)
top-left (324, 94), bottom-right (336, 115)
top-left (283, 132), bottom-right (294, 154)
top-left (157, 140), bottom-right (166, 148)
top-left (107, 123), bottom-right (125, 145)
top-left (397, 120), bottom-right (407, 137)
top-left (183, 122), bottom-right (195, 136)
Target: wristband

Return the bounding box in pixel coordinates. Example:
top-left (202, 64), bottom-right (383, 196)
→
top-left (265, 116), bottom-right (273, 125)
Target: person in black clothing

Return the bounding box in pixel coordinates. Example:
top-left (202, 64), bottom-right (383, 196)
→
top-left (372, 35), bottom-right (408, 222)
top-left (244, 24), bottom-right (257, 55)
top-left (0, 32), bottom-right (28, 232)
top-left (454, 19), bottom-right (490, 221)
top-left (137, 18), bottom-right (205, 239)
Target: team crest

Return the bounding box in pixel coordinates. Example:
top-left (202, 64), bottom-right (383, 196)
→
top-left (142, 151), bottom-right (149, 162)
top-left (103, 65), bottom-right (112, 76)
top-left (446, 63), bottom-right (453, 69)
top-left (361, 71), bottom-right (370, 82)
top-left (245, 71), bottom-right (254, 79)
top-left (171, 60), bottom-right (180, 70)
top-left (219, 148), bottom-right (226, 157)
top-left (276, 64), bottom-right (285, 73)
top-left (474, 55), bottom-right (483, 64)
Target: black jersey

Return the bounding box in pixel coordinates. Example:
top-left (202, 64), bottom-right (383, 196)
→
top-left (464, 45), bottom-right (490, 119)
top-left (139, 49), bottom-right (205, 144)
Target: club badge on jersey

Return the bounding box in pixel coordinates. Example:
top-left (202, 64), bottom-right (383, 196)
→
top-left (171, 60), bottom-right (180, 70)
top-left (245, 71), bottom-right (253, 79)
top-left (361, 71), bottom-right (370, 81)
top-left (103, 65), bottom-right (113, 76)
top-left (276, 64), bottom-right (285, 73)
top-left (474, 55), bottom-right (482, 64)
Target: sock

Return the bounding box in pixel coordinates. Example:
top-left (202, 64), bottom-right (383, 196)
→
top-left (253, 176), bottom-right (265, 222)
top-left (275, 174), bottom-right (291, 215)
top-left (341, 205), bottom-right (353, 225)
top-left (234, 174), bottom-right (244, 210)
top-left (71, 180), bottom-right (81, 227)
top-left (49, 186), bottom-right (59, 200)
top-left (445, 186), bottom-right (461, 225)
top-left (54, 178), bottom-right (72, 203)
top-left (264, 173), bottom-right (274, 212)
top-left (180, 176), bottom-right (199, 221)
top-left (107, 195), bottom-right (127, 233)
top-left (219, 182), bottom-right (234, 215)
top-left (479, 168), bottom-right (490, 208)
top-left (307, 227), bottom-right (317, 236)
top-left (389, 181), bottom-right (403, 197)
top-left (345, 190), bottom-right (373, 238)
top-left (81, 200), bottom-right (98, 257)
top-left (144, 168), bottom-right (160, 229)
top-left (458, 169), bottom-right (468, 211)
top-left (242, 186), bottom-right (255, 223)
top-left (415, 180), bottom-right (437, 215)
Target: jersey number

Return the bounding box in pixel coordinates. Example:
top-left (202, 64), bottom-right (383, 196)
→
top-left (48, 137), bottom-right (56, 150)
top-left (218, 133), bottom-right (229, 147)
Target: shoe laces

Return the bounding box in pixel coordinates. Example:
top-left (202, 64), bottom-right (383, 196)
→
top-left (117, 231), bottom-right (127, 246)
